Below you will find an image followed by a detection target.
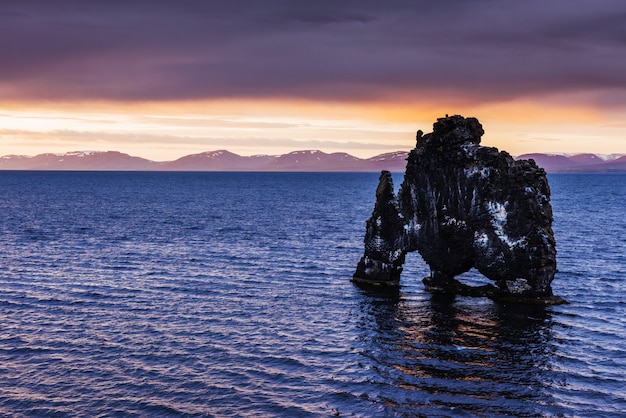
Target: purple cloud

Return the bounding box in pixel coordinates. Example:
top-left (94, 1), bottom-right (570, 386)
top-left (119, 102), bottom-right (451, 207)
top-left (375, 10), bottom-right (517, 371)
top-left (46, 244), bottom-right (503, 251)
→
top-left (1, 0), bottom-right (625, 104)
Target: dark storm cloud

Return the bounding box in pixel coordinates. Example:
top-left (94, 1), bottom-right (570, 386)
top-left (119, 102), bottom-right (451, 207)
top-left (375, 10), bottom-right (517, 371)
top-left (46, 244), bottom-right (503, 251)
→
top-left (1, 0), bottom-right (625, 103)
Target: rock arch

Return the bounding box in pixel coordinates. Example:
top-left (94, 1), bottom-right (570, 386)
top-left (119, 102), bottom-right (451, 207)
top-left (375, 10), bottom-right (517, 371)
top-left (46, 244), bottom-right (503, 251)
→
top-left (353, 115), bottom-right (564, 304)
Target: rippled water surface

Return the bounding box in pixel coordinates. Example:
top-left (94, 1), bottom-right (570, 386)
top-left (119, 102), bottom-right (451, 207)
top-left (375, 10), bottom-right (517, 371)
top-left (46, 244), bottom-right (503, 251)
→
top-left (0, 171), bottom-right (624, 417)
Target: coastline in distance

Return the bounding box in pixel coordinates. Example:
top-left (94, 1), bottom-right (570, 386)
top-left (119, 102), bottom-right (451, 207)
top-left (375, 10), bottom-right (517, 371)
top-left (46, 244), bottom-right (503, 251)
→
top-left (0, 149), bottom-right (624, 172)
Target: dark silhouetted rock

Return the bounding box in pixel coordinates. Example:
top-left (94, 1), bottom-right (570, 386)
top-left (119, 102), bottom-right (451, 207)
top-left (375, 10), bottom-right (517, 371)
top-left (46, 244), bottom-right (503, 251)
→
top-left (354, 115), bottom-right (565, 304)
top-left (353, 171), bottom-right (406, 285)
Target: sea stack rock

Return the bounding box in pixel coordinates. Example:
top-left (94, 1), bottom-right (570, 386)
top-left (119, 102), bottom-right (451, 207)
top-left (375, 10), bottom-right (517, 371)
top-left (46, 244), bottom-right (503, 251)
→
top-left (353, 171), bottom-right (406, 285)
top-left (353, 115), bottom-right (563, 304)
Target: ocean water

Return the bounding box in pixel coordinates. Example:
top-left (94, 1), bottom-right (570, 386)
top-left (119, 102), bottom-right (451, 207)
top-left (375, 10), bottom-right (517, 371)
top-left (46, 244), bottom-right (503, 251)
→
top-left (0, 171), bottom-right (624, 417)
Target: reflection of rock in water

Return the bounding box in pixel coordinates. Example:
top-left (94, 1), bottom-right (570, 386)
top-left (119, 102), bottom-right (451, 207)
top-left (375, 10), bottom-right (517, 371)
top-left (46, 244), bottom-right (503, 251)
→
top-left (354, 115), bottom-right (565, 305)
top-left (354, 290), bottom-right (564, 416)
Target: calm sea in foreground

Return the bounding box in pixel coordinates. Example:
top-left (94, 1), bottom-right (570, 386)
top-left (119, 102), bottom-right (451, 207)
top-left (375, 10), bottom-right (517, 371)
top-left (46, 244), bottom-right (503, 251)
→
top-left (0, 171), bottom-right (624, 417)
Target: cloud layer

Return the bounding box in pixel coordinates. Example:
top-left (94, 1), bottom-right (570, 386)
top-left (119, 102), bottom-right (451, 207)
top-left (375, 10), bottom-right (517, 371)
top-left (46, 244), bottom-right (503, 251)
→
top-left (2, 0), bottom-right (625, 105)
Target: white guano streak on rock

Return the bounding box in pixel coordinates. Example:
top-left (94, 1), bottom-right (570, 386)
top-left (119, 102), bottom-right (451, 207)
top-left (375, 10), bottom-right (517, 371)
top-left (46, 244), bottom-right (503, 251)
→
top-left (443, 215), bottom-right (466, 227)
top-left (506, 278), bottom-right (532, 294)
top-left (486, 201), bottom-right (527, 248)
top-left (464, 165), bottom-right (491, 179)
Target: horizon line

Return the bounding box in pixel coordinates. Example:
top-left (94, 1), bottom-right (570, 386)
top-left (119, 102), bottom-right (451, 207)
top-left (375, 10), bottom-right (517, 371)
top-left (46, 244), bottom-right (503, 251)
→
top-left (2, 148), bottom-right (625, 163)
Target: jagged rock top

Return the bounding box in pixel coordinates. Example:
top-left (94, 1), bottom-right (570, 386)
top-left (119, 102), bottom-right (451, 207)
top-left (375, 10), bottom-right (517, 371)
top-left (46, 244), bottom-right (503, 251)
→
top-left (420, 115), bottom-right (484, 147)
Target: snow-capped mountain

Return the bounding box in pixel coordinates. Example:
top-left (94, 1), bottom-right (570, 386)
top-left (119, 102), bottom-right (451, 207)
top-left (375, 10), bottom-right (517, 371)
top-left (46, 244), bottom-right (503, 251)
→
top-left (0, 149), bottom-right (409, 172)
top-left (264, 150), bottom-right (364, 171)
top-left (1, 150), bottom-right (623, 172)
top-left (516, 153), bottom-right (626, 172)
top-left (0, 151), bottom-right (156, 170)
top-left (160, 150), bottom-right (275, 171)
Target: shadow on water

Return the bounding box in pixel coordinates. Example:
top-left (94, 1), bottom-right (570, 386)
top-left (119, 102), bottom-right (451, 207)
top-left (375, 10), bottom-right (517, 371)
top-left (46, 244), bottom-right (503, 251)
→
top-left (355, 288), bottom-right (564, 417)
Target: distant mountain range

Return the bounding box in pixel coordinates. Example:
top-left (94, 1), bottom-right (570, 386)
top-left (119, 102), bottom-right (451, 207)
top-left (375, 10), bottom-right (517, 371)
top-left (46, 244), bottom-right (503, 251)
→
top-left (516, 153), bottom-right (626, 172)
top-left (0, 150), bottom-right (411, 172)
top-left (0, 150), bottom-right (624, 172)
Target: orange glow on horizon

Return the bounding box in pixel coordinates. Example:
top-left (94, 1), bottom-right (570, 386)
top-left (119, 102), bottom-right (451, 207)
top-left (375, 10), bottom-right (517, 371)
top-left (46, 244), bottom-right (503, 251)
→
top-left (0, 96), bottom-right (623, 161)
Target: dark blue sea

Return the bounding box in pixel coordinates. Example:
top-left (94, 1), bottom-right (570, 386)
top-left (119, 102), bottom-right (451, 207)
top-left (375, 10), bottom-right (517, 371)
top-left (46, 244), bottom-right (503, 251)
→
top-left (0, 171), bottom-right (624, 417)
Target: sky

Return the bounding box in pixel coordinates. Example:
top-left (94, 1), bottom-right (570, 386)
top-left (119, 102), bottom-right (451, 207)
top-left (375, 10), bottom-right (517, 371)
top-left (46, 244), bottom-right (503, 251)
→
top-left (1, 0), bottom-right (625, 161)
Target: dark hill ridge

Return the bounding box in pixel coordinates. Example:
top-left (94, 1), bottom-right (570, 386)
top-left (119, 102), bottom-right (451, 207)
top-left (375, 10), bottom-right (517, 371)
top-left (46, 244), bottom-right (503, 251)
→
top-left (266, 150), bottom-right (363, 171)
top-left (0, 150), bottom-right (624, 172)
top-left (364, 151), bottom-right (412, 172)
top-left (0, 149), bottom-right (410, 172)
top-left (161, 150), bottom-right (275, 171)
top-left (0, 151), bottom-right (156, 171)
top-left (516, 153), bottom-right (626, 172)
